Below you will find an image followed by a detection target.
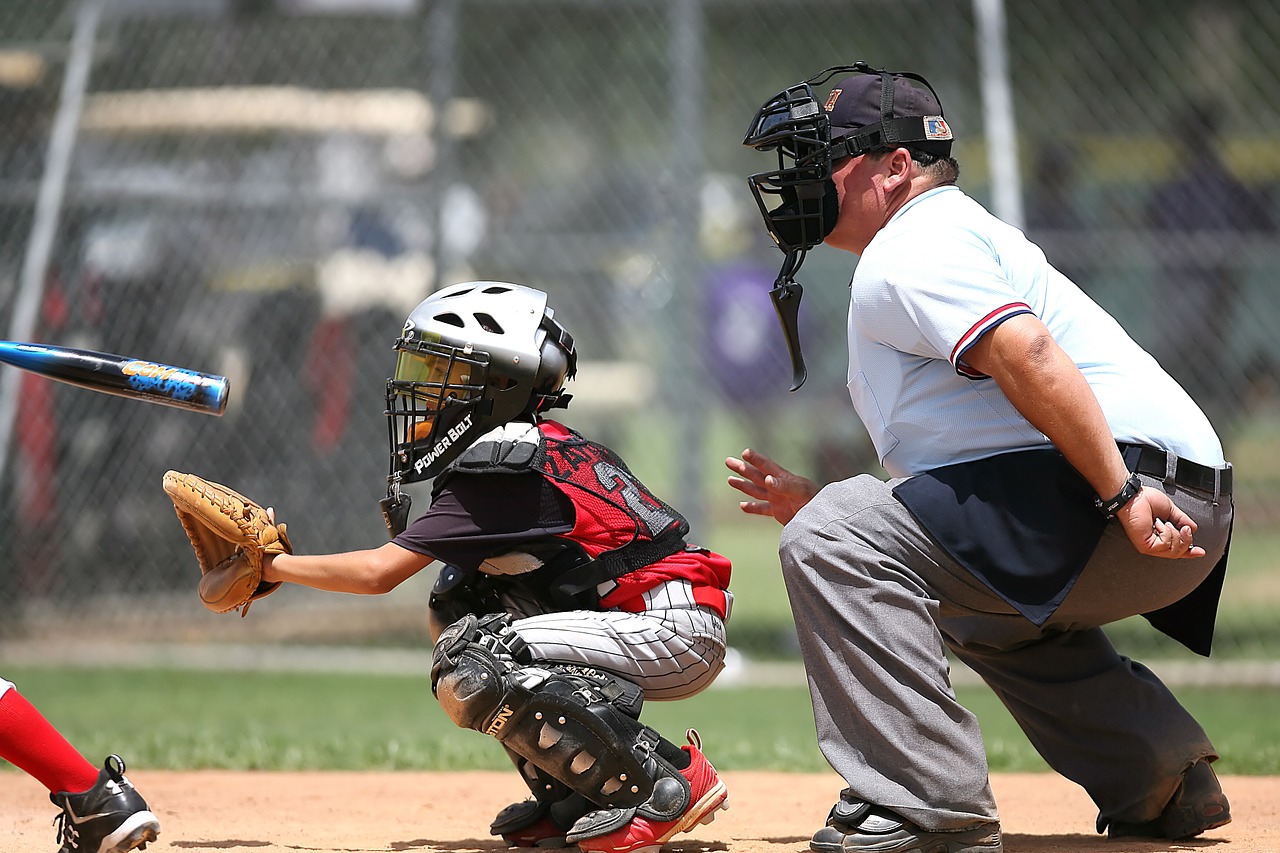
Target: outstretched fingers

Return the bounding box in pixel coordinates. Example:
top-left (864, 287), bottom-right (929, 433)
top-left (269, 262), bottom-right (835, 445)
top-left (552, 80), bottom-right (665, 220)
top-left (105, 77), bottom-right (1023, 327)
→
top-left (724, 448), bottom-right (822, 526)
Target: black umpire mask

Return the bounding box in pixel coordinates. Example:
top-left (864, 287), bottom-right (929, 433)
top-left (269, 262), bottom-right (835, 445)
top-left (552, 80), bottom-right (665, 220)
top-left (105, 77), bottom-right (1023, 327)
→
top-left (765, 179), bottom-right (841, 253)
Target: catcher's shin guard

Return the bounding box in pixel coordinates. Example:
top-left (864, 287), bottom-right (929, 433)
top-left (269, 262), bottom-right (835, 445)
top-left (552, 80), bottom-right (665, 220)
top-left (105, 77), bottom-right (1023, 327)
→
top-left (431, 614), bottom-right (691, 820)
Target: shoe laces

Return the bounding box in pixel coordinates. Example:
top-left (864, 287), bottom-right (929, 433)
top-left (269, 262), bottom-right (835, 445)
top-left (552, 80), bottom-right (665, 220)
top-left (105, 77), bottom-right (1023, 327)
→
top-left (52, 809), bottom-right (82, 852)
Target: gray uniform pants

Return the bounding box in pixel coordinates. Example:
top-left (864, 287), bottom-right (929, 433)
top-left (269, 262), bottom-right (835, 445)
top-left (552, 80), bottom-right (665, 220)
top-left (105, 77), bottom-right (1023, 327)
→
top-left (778, 471), bottom-right (1232, 832)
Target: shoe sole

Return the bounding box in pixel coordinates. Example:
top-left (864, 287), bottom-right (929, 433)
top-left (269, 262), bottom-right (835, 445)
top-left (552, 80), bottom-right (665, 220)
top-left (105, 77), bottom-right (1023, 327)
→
top-left (1108, 805), bottom-right (1233, 839)
top-left (811, 829), bottom-right (1002, 853)
top-left (1165, 813), bottom-right (1232, 841)
top-left (1195, 815), bottom-right (1232, 835)
top-left (815, 841), bottom-right (1000, 853)
top-left (1171, 795), bottom-right (1233, 840)
top-left (581, 781), bottom-right (730, 853)
top-left (97, 810), bottom-right (160, 853)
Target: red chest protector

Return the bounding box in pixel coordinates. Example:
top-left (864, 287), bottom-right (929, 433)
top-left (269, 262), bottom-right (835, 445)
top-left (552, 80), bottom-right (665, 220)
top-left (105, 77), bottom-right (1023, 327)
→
top-left (436, 420), bottom-right (691, 607)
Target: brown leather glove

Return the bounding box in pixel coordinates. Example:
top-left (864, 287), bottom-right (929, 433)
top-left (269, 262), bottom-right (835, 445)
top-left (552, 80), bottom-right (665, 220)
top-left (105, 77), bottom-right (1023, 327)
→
top-left (162, 470), bottom-right (291, 615)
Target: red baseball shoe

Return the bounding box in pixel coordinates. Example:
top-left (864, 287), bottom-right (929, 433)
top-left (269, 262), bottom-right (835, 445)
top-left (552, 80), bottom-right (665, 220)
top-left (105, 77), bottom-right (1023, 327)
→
top-left (569, 729), bottom-right (728, 853)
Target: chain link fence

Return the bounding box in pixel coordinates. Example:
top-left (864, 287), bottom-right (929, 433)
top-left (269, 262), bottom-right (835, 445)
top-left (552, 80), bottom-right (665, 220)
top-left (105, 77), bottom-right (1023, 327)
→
top-left (0, 0), bottom-right (1277, 664)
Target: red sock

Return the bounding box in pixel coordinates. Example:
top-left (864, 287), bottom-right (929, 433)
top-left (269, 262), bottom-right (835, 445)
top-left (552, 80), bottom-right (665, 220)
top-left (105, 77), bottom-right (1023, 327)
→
top-left (0, 686), bottom-right (100, 794)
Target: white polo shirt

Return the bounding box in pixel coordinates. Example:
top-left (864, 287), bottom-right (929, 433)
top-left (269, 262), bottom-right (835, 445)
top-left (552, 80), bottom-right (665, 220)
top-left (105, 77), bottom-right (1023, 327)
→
top-left (847, 185), bottom-right (1224, 477)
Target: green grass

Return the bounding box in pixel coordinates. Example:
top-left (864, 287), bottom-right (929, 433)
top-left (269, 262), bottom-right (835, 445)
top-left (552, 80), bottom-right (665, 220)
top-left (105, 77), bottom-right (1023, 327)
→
top-left (4, 667), bottom-right (1279, 775)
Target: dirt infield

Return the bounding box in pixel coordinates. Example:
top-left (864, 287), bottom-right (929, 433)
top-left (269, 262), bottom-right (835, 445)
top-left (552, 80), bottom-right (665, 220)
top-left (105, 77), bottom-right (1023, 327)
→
top-left (3, 770), bottom-right (1277, 852)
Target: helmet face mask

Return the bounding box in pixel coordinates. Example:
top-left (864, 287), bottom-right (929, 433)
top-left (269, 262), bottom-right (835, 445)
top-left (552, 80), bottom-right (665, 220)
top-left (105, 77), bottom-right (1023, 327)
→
top-left (386, 336), bottom-right (488, 480)
top-left (744, 81), bottom-right (840, 254)
top-left (746, 157), bottom-right (840, 256)
top-left (385, 281), bottom-right (576, 484)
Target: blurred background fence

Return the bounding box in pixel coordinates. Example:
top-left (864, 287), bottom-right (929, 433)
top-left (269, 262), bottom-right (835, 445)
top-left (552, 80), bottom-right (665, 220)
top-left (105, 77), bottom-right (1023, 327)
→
top-left (0, 0), bottom-right (1278, 671)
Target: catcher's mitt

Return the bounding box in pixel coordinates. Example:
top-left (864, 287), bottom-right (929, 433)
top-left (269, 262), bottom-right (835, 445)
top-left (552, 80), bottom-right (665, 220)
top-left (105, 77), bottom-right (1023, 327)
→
top-left (161, 470), bottom-right (291, 615)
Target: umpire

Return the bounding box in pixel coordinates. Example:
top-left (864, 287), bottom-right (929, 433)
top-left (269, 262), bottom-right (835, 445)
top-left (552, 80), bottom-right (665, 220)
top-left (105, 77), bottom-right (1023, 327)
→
top-left (728, 62), bottom-right (1234, 853)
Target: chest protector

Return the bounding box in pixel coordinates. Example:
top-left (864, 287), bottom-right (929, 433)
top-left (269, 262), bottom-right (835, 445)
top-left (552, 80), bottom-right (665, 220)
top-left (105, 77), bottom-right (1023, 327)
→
top-left (435, 420), bottom-right (690, 607)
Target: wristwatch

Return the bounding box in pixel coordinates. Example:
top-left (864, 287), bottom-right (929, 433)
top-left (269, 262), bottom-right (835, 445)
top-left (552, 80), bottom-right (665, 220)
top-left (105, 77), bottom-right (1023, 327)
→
top-left (1095, 472), bottom-right (1143, 518)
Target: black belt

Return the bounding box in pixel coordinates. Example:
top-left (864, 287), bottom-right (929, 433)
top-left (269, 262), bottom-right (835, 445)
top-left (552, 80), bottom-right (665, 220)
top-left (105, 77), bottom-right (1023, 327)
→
top-left (1119, 443), bottom-right (1232, 496)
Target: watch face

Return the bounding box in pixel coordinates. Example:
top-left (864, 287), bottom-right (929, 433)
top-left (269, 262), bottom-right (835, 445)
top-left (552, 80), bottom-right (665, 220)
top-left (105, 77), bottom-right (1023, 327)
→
top-left (1097, 473), bottom-right (1141, 518)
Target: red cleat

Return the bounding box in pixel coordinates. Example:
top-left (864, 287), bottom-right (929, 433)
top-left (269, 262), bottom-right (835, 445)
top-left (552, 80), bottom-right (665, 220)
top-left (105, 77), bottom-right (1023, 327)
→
top-left (569, 730), bottom-right (728, 853)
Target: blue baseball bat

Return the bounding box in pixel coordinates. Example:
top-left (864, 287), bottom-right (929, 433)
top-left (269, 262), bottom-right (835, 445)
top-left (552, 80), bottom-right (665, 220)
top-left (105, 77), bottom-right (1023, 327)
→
top-left (0, 340), bottom-right (229, 416)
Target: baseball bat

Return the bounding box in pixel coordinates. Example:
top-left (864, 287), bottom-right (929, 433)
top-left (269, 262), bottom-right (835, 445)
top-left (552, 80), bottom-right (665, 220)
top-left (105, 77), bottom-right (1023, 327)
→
top-left (0, 340), bottom-right (230, 416)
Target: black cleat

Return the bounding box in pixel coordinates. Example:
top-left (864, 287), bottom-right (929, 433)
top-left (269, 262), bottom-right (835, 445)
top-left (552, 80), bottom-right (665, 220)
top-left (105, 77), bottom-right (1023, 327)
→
top-left (50, 754), bottom-right (160, 853)
top-left (810, 800), bottom-right (1001, 853)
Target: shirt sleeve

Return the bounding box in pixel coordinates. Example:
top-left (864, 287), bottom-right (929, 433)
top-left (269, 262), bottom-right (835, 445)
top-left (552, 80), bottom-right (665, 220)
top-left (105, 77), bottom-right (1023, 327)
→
top-left (392, 472), bottom-right (575, 572)
top-left (855, 224), bottom-right (1033, 377)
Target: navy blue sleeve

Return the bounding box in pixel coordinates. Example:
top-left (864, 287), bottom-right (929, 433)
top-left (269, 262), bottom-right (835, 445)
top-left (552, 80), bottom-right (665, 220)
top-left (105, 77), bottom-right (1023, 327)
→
top-left (391, 472), bottom-right (574, 572)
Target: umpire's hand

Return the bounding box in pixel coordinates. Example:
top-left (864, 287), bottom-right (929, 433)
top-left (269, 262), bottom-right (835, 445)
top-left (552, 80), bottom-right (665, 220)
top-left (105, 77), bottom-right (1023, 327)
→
top-left (1118, 486), bottom-right (1206, 559)
top-left (725, 448), bottom-right (821, 526)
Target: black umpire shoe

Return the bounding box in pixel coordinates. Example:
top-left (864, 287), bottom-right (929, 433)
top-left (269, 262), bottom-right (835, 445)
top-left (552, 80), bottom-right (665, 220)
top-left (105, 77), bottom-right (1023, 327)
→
top-left (810, 800), bottom-right (1002, 853)
top-left (50, 754), bottom-right (160, 853)
top-left (1104, 759), bottom-right (1231, 840)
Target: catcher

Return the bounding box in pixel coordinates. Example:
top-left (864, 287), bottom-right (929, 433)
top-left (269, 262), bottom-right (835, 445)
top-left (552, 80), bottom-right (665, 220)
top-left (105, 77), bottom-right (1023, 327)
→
top-left (163, 280), bottom-right (732, 853)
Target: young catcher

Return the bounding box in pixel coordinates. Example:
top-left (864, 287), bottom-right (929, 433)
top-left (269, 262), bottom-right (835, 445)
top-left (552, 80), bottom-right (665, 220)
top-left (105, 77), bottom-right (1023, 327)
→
top-left (163, 280), bottom-right (733, 853)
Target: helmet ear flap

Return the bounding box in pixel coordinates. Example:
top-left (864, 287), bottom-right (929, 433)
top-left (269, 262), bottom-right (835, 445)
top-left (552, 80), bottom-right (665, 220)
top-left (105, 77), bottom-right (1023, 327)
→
top-left (534, 338), bottom-right (570, 396)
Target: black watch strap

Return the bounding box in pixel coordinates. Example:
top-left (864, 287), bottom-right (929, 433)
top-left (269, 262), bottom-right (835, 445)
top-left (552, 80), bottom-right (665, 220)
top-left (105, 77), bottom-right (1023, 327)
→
top-left (1095, 472), bottom-right (1143, 518)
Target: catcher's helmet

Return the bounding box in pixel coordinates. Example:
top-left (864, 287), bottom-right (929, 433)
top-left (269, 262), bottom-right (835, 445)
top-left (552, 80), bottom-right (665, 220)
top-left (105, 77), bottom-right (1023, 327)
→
top-left (385, 280), bottom-right (577, 483)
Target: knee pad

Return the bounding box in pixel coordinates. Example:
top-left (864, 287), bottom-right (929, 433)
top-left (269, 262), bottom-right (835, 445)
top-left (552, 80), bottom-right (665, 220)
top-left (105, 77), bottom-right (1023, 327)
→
top-left (431, 613), bottom-right (530, 730)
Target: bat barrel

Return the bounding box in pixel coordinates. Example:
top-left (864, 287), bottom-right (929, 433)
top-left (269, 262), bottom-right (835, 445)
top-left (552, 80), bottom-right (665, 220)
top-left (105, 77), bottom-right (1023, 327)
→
top-left (118, 357), bottom-right (230, 415)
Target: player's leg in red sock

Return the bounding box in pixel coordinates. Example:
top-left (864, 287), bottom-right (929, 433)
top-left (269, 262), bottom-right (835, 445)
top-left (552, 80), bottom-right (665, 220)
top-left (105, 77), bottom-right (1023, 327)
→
top-left (0, 679), bottom-right (100, 793)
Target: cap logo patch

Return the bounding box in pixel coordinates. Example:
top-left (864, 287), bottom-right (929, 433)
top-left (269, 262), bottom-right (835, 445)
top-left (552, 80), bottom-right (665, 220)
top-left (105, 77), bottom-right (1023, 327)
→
top-left (924, 116), bottom-right (952, 140)
top-left (824, 89), bottom-right (842, 112)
